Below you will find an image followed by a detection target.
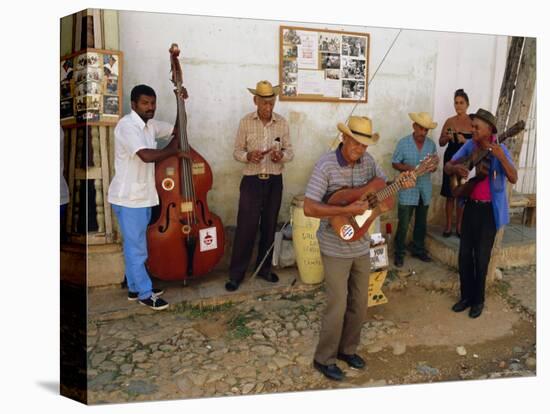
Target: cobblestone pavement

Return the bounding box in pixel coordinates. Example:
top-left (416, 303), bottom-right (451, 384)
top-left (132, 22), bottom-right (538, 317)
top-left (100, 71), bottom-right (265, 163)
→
top-left (87, 264), bottom-right (536, 404)
top-left (501, 265), bottom-right (536, 316)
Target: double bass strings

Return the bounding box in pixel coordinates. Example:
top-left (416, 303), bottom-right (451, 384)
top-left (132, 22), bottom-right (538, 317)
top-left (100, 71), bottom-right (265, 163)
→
top-left (177, 86), bottom-right (198, 226)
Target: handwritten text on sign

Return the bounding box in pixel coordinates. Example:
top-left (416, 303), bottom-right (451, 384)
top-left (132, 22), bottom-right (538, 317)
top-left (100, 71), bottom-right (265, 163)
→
top-left (370, 244), bottom-right (388, 270)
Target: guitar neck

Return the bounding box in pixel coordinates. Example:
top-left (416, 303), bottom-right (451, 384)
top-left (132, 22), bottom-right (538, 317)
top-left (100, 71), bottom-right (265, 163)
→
top-left (467, 124), bottom-right (521, 168)
top-left (376, 175), bottom-right (413, 201)
top-left (360, 171), bottom-right (418, 202)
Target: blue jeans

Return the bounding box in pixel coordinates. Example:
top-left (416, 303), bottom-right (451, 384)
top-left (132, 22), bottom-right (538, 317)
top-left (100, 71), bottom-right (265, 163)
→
top-left (112, 205), bottom-right (153, 300)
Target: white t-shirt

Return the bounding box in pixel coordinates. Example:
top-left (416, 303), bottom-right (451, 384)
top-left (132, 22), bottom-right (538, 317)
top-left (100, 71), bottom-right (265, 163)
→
top-left (107, 110), bottom-right (173, 208)
top-left (60, 127), bottom-right (70, 205)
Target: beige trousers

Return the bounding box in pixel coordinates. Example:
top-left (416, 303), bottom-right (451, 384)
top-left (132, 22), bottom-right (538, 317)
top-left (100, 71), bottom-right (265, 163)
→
top-left (314, 253), bottom-right (371, 365)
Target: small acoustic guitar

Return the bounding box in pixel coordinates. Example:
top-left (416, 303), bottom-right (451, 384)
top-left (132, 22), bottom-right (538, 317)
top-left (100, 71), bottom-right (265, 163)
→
top-left (325, 154), bottom-right (439, 242)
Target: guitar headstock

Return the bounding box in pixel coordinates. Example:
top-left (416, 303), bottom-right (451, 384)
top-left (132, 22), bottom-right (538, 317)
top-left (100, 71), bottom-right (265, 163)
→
top-left (499, 120), bottom-right (525, 142)
top-left (415, 153), bottom-right (439, 176)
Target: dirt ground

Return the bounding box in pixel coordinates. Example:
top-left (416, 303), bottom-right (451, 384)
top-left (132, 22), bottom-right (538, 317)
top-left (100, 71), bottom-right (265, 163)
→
top-left (349, 284), bottom-right (535, 386)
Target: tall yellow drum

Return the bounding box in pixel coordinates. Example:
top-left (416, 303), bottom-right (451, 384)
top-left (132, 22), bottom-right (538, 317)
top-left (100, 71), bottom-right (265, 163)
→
top-left (291, 195), bottom-right (324, 284)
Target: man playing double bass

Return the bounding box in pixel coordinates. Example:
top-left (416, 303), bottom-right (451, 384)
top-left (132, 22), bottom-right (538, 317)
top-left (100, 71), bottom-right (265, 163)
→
top-left (108, 84), bottom-right (188, 310)
top-left (444, 108), bottom-right (517, 318)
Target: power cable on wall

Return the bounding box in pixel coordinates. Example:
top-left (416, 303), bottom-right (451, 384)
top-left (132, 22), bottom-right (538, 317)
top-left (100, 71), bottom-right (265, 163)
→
top-left (329, 28), bottom-right (403, 150)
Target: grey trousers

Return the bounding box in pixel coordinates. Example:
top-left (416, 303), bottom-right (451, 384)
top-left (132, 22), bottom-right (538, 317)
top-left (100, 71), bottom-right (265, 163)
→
top-left (314, 253), bottom-right (371, 365)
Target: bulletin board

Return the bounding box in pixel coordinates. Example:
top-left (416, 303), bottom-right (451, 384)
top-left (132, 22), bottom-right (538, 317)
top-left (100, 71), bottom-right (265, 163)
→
top-left (60, 49), bottom-right (123, 126)
top-left (279, 26), bottom-right (370, 103)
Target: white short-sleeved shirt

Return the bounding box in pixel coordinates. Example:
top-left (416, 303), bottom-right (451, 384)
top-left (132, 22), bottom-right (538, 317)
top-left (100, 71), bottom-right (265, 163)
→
top-left (107, 110), bottom-right (174, 208)
top-left (60, 127), bottom-right (69, 205)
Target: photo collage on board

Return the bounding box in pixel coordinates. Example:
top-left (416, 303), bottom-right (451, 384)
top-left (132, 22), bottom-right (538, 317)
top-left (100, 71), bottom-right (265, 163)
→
top-left (282, 28), bottom-right (368, 100)
top-left (282, 28), bottom-right (301, 97)
top-left (60, 51), bottom-right (120, 123)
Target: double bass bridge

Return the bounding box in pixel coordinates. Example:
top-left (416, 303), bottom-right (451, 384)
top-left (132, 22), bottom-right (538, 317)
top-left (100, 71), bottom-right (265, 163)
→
top-left (180, 201), bottom-right (193, 213)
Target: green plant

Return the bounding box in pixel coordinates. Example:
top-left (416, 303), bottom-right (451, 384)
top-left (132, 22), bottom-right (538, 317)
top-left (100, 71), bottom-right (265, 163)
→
top-left (227, 310), bottom-right (261, 339)
top-left (386, 269), bottom-right (399, 281)
top-left (494, 280), bottom-right (511, 296)
top-left (170, 301), bottom-right (235, 317)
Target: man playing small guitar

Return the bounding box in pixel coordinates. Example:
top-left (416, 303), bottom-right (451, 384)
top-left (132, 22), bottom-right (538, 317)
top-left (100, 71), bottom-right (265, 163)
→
top-left (303, 116), bottom-right (416, 381)
top-left (444, 108), bottom-right (517, 318)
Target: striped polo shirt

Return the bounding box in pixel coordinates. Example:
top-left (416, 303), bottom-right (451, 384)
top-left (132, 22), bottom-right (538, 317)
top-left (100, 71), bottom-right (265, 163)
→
top-left (305, 144), bottom-right (387, 258)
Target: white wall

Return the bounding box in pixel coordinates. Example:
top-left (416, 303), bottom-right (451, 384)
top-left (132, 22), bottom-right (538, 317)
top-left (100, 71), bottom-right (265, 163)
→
top-left (119, 11), bottom-right (508, 225)
top-left (431, 32), bottom-right (508, 185)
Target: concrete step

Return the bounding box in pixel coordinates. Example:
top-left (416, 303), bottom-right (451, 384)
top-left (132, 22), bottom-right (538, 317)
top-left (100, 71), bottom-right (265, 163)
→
top-left (426, 224), bottom-right (536, 270)
top-left (88, 267), bottom-right (320, 322)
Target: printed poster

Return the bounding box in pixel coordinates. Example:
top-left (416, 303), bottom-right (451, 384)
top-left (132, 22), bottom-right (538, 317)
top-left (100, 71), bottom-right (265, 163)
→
top-left (296, 31), bottom-right (318, 69)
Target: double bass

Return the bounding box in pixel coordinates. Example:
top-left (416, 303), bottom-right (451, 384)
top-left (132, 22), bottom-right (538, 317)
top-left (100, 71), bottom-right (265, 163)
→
top-left (146, 44), bottom-right (225, 281)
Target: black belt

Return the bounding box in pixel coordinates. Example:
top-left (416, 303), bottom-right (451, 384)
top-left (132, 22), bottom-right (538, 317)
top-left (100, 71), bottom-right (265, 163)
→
top-left (469, 199), bottom-right (492, 204)
top-left (256, 173), bottom-right (283, 180)
top-left (244, 174), bottom-right (281, 180)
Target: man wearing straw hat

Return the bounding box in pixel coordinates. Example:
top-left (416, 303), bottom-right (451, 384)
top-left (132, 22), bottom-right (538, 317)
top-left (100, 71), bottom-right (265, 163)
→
top-left (304, 116), bottom-right (416, 381)
top-left (444, 108), bottom-right (517, 318)
top-left (225, 80), bottom-right (294, 292)
top-left (391, 112), bottom-right (438, 268)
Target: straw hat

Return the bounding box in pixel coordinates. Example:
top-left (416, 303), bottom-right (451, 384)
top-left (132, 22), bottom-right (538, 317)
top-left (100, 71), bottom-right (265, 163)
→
top-left (469, 108), bottom-right (497, 133)
top-left (247, 80), bottom-right (280, 98)
top-left (337, 116), bottom-right (380, 146)
top-left (408, 112), bottom-right (438, 129)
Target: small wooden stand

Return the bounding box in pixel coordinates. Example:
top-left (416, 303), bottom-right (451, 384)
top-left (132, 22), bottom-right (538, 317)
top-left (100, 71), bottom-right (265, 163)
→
top-left (368, 243), bottom-right (389, 307)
